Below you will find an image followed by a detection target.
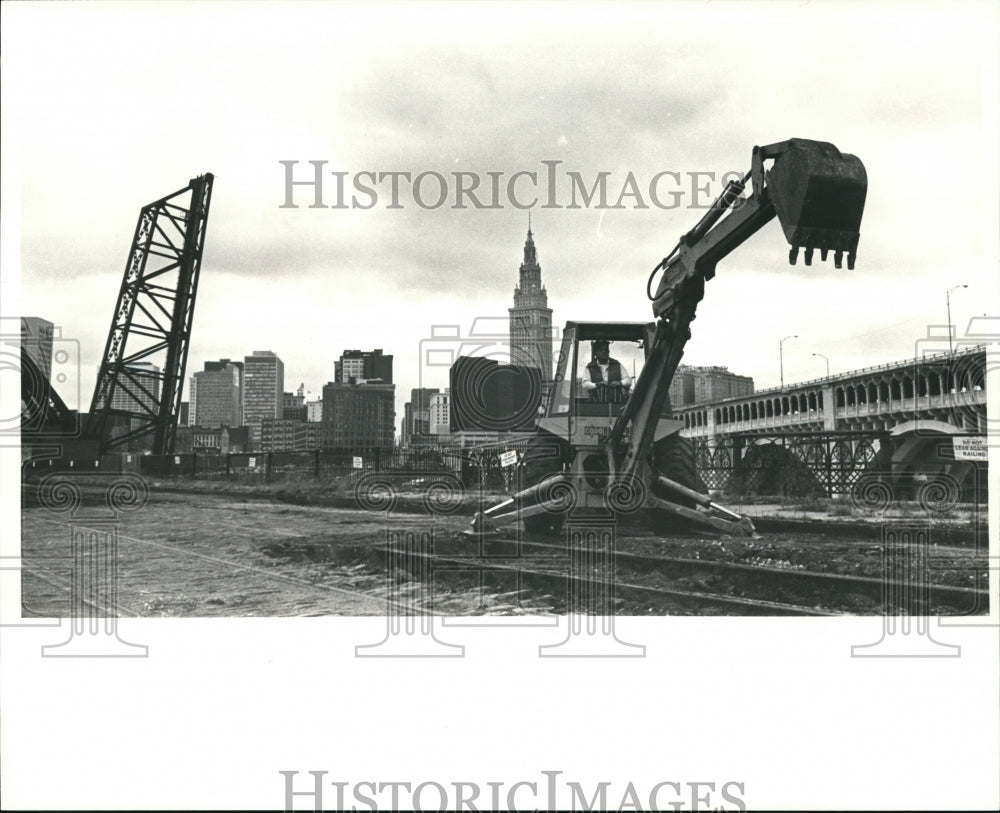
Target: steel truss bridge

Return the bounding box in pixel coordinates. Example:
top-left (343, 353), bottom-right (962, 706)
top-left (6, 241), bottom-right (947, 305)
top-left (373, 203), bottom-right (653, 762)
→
top-left (692, 430), bottom-right (890, 497)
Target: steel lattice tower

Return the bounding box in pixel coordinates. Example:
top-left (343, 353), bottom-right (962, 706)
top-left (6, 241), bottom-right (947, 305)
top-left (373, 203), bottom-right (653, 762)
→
top-left (88, 174), bottom-right (214, 454)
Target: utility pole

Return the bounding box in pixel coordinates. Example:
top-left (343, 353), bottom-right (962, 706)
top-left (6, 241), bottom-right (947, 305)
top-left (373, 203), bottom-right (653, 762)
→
top-left (946, 284), bottom-right (967, 355)
top-left (812, 352), bottom-right (830, 378)
top-left (780, 334), bottom-right (798, 390)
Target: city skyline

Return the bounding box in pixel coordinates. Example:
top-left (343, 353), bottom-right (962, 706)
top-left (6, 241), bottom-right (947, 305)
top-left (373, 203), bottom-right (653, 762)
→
top-left (19, 209), bottom-right (993, 433)
top-left (7, 5), bottom-right (997, 436)
top-left (16, 287), bottom-right (994, 441)
top-left (3, 3), bottom-right (998, 811)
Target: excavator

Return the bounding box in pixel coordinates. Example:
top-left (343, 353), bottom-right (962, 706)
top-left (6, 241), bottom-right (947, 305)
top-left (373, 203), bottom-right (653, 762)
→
top-left (472, 138), bottom-right (867, 537)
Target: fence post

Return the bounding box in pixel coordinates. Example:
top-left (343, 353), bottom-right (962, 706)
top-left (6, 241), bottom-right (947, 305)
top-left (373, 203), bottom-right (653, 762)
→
top-left (191, 451), bottom-right (197, 477)
top-left (825, 438), bottom-right (834, 497)
top-left (226, 453), bottom-right (231, 478)
top-left (731, 436), bottom-right (744, 495)
top-left (314, 448), bottom-right (321, 478)
top-left (266, 452), bottom-right (273, 481)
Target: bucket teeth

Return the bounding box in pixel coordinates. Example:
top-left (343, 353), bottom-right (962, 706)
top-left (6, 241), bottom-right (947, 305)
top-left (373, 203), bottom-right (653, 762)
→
top-left (787, 241), bottom-right (856, 268)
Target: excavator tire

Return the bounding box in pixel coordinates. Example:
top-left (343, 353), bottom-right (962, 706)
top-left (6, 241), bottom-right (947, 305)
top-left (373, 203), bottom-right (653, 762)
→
top-left (519, 432), bottom-right (569, 537)
top-left (648, 434), bottom-right (703, 536)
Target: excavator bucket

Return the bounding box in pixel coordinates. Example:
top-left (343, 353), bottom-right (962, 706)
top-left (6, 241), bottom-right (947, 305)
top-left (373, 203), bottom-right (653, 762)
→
top-left (766, 139), bottom-right (867, 269)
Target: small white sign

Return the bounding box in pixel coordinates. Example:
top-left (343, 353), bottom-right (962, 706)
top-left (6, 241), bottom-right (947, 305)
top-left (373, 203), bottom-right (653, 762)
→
top-left (353, 456), bottom-right (363, 469)
top-left (499, 450), bottom-right (519, 467)
top-left (248, 456), bottom-right (257, 467)
top-left (174, 456), bottom-right (181, 464)
top-left (953, 436), bottom-right (987, 461)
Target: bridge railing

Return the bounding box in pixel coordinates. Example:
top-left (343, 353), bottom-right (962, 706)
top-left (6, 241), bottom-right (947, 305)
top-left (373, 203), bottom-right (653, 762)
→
top-left (752, 343), bottom-right (987, 394)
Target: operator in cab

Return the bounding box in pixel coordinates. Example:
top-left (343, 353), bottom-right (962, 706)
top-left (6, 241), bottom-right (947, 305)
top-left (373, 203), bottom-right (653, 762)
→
top-left (582, 339), bottom-right (632, 402)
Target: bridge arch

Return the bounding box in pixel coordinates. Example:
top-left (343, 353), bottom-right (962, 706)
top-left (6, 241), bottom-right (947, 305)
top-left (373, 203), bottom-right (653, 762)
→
top-left (889, 419), bottom-right (962, 437)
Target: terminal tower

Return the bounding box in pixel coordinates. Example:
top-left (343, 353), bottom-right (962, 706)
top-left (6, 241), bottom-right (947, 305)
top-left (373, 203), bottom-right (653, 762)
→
top-left (508, 222), bottom-right (553, 385)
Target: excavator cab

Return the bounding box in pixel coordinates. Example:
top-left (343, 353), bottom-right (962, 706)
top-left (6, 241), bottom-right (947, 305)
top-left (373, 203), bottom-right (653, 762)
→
top-left (541, 321), bottom-right (682, 447)
top-left (547, 322), bottom-right (653, 417)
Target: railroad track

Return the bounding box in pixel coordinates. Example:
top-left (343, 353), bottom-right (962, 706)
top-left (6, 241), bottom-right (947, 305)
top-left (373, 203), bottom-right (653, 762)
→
top-left (21, 483), bottom-right (988, 617)
top-left (530, 537), bottom-right (985, 614)
top-left (371, 541), bottom-right (837, 616)
top-left (374, 534), bottom-right (989, 616)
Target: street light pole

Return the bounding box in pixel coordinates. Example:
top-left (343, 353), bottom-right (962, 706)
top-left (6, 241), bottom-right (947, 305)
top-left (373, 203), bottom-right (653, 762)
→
top-left (780, 334), bottom-right (798, 390)
top-left (812, 352), bottom-right (830, 378)
top-left (946, 284), bottom-right (967, 355)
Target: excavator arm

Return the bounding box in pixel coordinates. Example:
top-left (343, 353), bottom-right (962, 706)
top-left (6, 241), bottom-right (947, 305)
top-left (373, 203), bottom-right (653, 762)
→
top-left (650, 138), bottom-right (867, 321)
top-left (614, 139), bottom-right (867, 479)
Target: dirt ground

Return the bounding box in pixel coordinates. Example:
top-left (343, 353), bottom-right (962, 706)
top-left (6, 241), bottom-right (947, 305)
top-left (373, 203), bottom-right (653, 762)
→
top-left (19, 486), bottom-right (990, 617)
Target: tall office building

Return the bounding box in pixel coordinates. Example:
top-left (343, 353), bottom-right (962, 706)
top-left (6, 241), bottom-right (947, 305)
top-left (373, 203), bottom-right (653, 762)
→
top-left (401, 403), bottom-right (413, 446)
top-left (508, 225), bottom-right (553, 384)
top-left (243, 351), bottom-right (284, 421)
top-left (190, 359), bottom-right (243, 428)
top-left (321, 381), bottom-right (395, 451)
top-left (406, 388), bottom-right (439, 436)
top-left (243, 351), bottom-right (284, 448)
top-left (109, 361), bottom-right (161, 413)
top-left (21, 317), bottom-right (54, 380)
top-left (429, 389), bottom-right (450, 435)
top-left (323, 349), bottom-right (395, 450)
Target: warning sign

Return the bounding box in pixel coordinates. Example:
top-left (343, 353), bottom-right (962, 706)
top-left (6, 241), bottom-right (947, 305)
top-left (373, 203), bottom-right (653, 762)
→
top-left (499, 450), bottom-right (518, 467)
top-left (953, 436), bottom-right (987, 461)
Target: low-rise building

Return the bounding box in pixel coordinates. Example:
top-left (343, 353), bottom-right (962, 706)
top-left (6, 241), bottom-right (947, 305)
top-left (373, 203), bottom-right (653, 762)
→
top-left (261, 418), bottom-right (321, 452)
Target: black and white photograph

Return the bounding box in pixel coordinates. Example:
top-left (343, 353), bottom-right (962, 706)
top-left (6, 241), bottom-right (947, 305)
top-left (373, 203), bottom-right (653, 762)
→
top-left (3, 1), bottom-right (998, 810)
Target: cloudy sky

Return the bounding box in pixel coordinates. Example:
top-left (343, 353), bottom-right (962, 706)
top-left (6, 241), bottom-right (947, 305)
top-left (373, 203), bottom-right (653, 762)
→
top-left (3, 4), bottom-right (999, 808)
top-left (4, 1), bottom-right (998, 424)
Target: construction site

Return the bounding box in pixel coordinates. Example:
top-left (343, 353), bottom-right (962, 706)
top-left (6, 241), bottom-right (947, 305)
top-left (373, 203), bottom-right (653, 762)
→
top-left (18, 143), bottom-right (990, 621)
